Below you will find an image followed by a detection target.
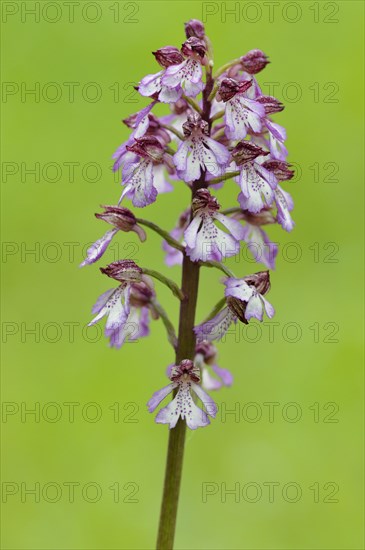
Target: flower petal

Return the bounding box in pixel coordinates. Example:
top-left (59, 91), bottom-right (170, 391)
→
top-left (212, 364), bottom-right (233, 386)
top-left (191, 382), bottom-right (218, 418)
top-left (80, 229), bottom-right (118, 267)
top-left (245, 294), bottom-right (264, 321)
top-left (194, 307), bottom-right (236, 342)
top-left (147, 383), bottom-right (176, 413)
top-left (214, 212), bottom-right (245, 241)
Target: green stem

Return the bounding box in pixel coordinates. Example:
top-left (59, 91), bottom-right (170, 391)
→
top-left (136, 218), bottom-right (185, 253)
top-left (208, 170), bottom-right (240, 186)
top-left (182, 95), bottom-right (203, 115)
top-left (202, 296), bottom-right (227, 323)
top-left (156, 255), bottom-right (200, 549)
top-left (160, 123), bottom-right (184, 141)
top-left (210, 109), bottom-right (225, 122)
top-left (151, 299), bottom-right (178, 349)
top-left (220, 207), bottom-right (242, 216)
top-left (213, 58), bottom-right (241, 78)
top-left (201, 260), bottom-right (236, 278)
top-left (156, 63), bottom-right (215, 550)
top-left (141, 268), bottom-right (184, 301)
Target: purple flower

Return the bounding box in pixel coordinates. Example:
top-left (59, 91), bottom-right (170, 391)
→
top-left (161, 38), bottom-right (207, 100)
top-left (162, 58), bottom-right (204, 99)
top-left (80, 206), bottom-right (146, 267)
top-left (174, 113), bottom-right (230, 182)
top-left (119, 136), bottom-right (173, 208)
top-left (138, 47), bottom-right (185, 104)
top-left (147, 359), bottom-right (217, 429)
top-left (225, 272), bottom-right (275, 322)
top-left (195, 271), bottom-right (274, 341)
top-left (88, 263), bottom-right (156, 348)
top-left (184, 189), bottom-right (245, 262)
top-left (231, 209), bottom-right (278, 269)
top-left (232, 142), bottom-right (277, 214)
top-left (195, 341), bottom-right (233, 391)
top-left (217, 78), bottom-right (265, 140)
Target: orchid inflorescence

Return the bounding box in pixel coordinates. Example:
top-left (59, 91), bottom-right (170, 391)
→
top-left (82, 19), bottom-right (295, 430)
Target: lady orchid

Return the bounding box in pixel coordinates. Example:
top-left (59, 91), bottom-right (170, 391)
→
top-left (82, 19), bottom-right (296, 548)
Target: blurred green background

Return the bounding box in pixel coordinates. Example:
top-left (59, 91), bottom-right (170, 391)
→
top-left (1, 1), bottom-right (364, 549)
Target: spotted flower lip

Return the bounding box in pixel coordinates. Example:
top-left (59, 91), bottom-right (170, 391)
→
top-left (233, 144), bottom-right (278, 214)
top-left (162, 57), bottom-right (204, 99)
top-left (147, 359), bottom-right (217, 430)
top-left (119, 136), bottom-right (173, 208)
top-left (217, 78), bottom-right (266, 140)
top-left (88, 277), bottom-right (153, 349)
top-left (173, 113), bottom-right (230, 182)
top-left (275, 185), bottom-right (295, 231)
top-left (184, 189), bottom-right (245, 262)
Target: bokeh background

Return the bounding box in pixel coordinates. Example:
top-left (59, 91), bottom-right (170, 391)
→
top-left (1, 1), bottom-right (364, 549)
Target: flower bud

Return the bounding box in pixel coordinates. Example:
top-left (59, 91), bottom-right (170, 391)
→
top-left (100, 260), bottom-right (142, 282)
top-left (127, 136), bottom-right (164, 162)
top-left (216, 78), bottom-right (252, 102)
top-left (170, 359), bottom-right (200, 382)
top-left (231, 141), bottom-right (269, 166)
top-left (240, 49), bottom-right (269, 74)
top-left (95, 205), bottom-right (146, 241)
top-left (181, 37), bottom-right (206, 60)
top-left (153, 46), bottom-right (184, 68)
top-left (261, 160), bottom-right (294, 181)
top-left (184, 19), bottom-right (205, 39)
top-left (182, 112), bottom-right (209, 137)
top-left (256, 95), bottom-right (284, 114)
top-left (192, 189), bottom-right (220, 213)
